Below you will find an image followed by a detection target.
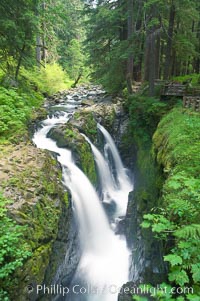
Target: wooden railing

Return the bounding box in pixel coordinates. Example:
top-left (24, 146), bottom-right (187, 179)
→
top-left (183, 96), bottom-right (200, 111)
top-left (158, 80), bottom-right (200, 111)
top-left (161, 83), bottom-right (186, 97)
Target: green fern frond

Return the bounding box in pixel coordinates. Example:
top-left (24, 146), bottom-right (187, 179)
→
top-left (175, 224), bottom-right (200, 239)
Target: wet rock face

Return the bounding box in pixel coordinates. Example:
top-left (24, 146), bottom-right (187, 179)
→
top-left (125, 185), bottom-right (167, 288)
top-left (0, 142), bottom-right (71, 301)
top-left (37, 200), bottom-right (81, 301)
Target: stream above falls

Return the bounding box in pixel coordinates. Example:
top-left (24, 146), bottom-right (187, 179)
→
top-left (33, 86), bottom-right (133, 301)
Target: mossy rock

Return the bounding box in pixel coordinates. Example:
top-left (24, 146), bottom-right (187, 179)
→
top-left (47, 123), bottom-right (97, 186)
top-left (73, 111), bottom-right (97, 142)
top-left (0, 143), bottom-right (70, 300)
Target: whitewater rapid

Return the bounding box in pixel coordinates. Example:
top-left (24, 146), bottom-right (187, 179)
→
top-left (33, 94), bottom-right (132, 301)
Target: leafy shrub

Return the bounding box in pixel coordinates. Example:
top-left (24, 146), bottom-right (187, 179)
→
top-left (141, 108), bottom-right (200, 297)
top-left (172, 74), bottom-right (200, 86)
top-left (20, 63), bottom-right (73, 96)
top-left (37, 63), bottom-right (72, 95)
top-left (0, 193), bottom-right (32, 300)
top-left (0, 87), bottom-right (31, 138)
top-left (127, 95), bottom-right (168, 141)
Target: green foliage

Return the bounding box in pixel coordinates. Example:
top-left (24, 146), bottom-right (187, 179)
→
top-left (0, 85), bottom-right (44, 141)
top-left (141, 213), bottom-right (176, 239)
top-left (0, 0), bottom-right (87, 86)
top-left (127, 95), bottom-right (168, 140)
top-left (85, 1), bottom-right (127, 92)
top-left (164, 254), bottom-right (183, 266)
top-left (0, 63), bottom-right (74, 142)
top-left (172, 74), bottom-right (200, 86)
top-left (142, 108), bottom-right (200, 293)
top-left (175, 225), bottom-right (200, 240)
top-left (20, 63), bottom-right (73, 96)
top-left (0, 0), bottom-right (38, 78)
top-left (94, 41), bottom-right (128, 93)
top-left (62, 39), bottom-right (85, 80)
top-left (0, 193), bottom-right (32, 299)
top-left (0, 87), bottom-right (31, 139)
top-left (85, 0), bottom-right (200, 92)
top-left (36, 63), bottom-right (72, 95)
top-left (74, 111), bottom-right (97, 141)
top-left (126, 95), bottom-right (167, 246)
top-left (65, 128), bottom-right (77, 139)
top-left (168, 267), bottom-right (189, 287)
top-left (132, 296), bottom-right (148, 301)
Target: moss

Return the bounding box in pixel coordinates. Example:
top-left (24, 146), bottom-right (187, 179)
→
top-left (153, 108), bottom-right (200, 217)
top-left (77, 138), bottom-right (97, 186)
top-left (49, 122), bottom-right (98, 185)
top-left (0, 143), bottom-right (70, 300)
top-left (63, 192), bottom-right (69, 206)
top-left (103, 107), bottom-right (116, 129)
top-left (150, 108), bottom-right (200, 292)
top-left (11, 243), bottom-right (52, 301)
top-left (153, 108), bottom-right (200, 174)
top-left (74, 111), bottom-right (97, 142)
top-left (21, 243), bottom-right (52, 282)
top-left (65, 128), bottom-right (77, 139)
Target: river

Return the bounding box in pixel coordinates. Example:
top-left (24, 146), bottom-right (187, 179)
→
top-left (33, 86), bottom-right (133, 301)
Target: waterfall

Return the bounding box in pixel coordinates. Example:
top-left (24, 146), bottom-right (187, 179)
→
top-left (82, 133), bottom-right (133, 217)
top-left (33, 94), bottom-right (132, 301)
top-left (97, 123), bottom-right (132, 193)
top-left (81, 134), bottom-right (116, 195)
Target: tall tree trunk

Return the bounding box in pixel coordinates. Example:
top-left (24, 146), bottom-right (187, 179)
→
top-left (133, 2), bottom-right (143, 82)
top-left (148, 31), bottom-right (156, 96)
top-left (164, 2), bottom-right (176, 79)
top-left (119, 0), bottom-right (127, 41)
top-left (194, 21), bottom-right (200, 73)
top-left (171, 49), bottom-right (176, 76)
top-left (36, 36), bottom-right (41, 66)
top-left (145, 27), bottom-right (161, 95)
top-left (15, 43), bottom-right (26, 80)
top-left (41, 1), bottom-right (47, 65)
top-left (160, 39), bottom-right (165, 79)
top-left (126, 0), bottom-right (134, 93)
top-left (155, 35), bottom-right (160, 79)
top-left (144, 36), bottom-right (150, 81)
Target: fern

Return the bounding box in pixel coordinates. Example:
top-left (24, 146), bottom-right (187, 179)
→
top-left (175, 224), bottom-right (200, 239)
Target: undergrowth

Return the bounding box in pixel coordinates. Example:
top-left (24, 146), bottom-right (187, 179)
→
top-left (140, 108), bottom-right (200, 300)
top-left (0, 193), bottom-right (32, 300)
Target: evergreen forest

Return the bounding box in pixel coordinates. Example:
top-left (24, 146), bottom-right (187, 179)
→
top-left (0, 0), bottom-right (200, 301)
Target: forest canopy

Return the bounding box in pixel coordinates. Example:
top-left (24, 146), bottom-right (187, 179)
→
top-left (0, 0), bottom-right (199, 94)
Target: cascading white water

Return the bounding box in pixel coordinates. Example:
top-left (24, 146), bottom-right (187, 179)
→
top-left (33, 95), bottom-right (132, 301)
top-left (82, 134), bottom-right (133, 217)
top-left (81, 134), bottom-right (116, 195)
top-left (97, 124), bottom-right (132, 192)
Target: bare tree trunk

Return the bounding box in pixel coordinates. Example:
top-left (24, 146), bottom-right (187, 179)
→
top-left (160, 39), bottom-right (165, 78)
top-left (41, 1), bottom-right (47, 65)
top-left (15, 43), bottom-right (26, 80)
top-left (126, 0), bottom-right (134, 93)
top-left (71, 72), bottom-right (82, 88)
top-left (144, 35), bottom-right (150, 81)
top-left (144, 26), bottom-right (161, 95)
top-left (36, 36), bottom-right (41, 66)
top-left (164, 2), bottom-right (176, 79)
top-left (148, 31), bottom-right (156, 96)
top-left (194, 21), bottom-right (200, 73)
top-left (155, 36), bottom-right (160, 79)
top-left (171, 49), bottom-right (176, 76)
